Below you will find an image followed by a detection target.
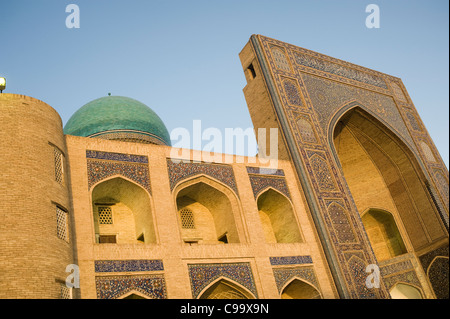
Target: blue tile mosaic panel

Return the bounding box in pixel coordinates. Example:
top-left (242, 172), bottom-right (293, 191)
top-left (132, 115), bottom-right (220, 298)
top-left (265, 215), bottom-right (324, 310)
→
top-left (248, 175), bottom-right (291, 200)
top-left (95, 275), bottom-right (167, 299)
top-left (87, 153), bottom-right (151, 193)
top-left (272, 266), bottom-right (319, 293)
top-left (95, 260), bottom-right (164, 273)
top-left (167, 159), bottom-right (238, 195)
top-left (188, 263), bottom-right (257, 299)
top-left (270, 256), bottom-right (313, 266)
top-left (292, 51), bottom-right (388, 89)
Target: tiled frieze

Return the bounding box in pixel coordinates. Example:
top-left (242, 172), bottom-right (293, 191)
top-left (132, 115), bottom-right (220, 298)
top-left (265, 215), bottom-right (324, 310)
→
top-left (269, 255), bottom-right (313, 266)
top-left (94, 259), bottom-right (164, 273)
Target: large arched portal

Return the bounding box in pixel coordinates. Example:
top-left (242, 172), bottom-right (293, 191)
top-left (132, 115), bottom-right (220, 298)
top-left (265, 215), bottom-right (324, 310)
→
top-left (175, 177), bottom-right (243, 244)
top-left (332, 107), bottom-right (446, 251)
top-left (91, 177), bottom-right (157, 244)
top-left (331, 107), bottom-right (448, 298)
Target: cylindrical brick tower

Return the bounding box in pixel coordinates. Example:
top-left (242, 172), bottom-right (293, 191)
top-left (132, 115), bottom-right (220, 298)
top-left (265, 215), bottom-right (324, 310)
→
top-left (0, 93), bottom-right (75, 298)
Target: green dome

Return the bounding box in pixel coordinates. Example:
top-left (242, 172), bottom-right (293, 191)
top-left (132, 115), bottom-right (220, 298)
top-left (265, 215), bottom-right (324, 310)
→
top-left (64, 96), bottom-right (171, 146)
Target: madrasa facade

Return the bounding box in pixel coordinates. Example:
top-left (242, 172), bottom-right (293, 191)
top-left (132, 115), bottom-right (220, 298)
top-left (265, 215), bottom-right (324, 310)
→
top-left (0, 35), bottom-right (448, 299)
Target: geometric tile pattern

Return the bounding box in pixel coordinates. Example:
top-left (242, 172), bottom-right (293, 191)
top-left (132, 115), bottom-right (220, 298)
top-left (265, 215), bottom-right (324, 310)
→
top-left (272, 266), bottom-right (320, 293)
top-left (293, 51), bottom-right (387, 89)
top-left (94, 260), bottom-right (164, 273)
top-left (248, 174), bottom-right (291, 200)
top-left (282, 78), bottom-right (303, 106)
top-left (326, 200), bottom-right (357, 244)
top-left (86, 150), bottom-right (151, 194)
top-left (419, 245), bottom-right (449, 299)
top-left (187, 263), bottom-right (257, 299)
top-left (95, 274), bottom-right (167, 299)
top-left (271, 46), bottom-right (291, 72)
top-left (167, 159), bottom-right (238, 195)
top-left (269, 256), bottom-right (313, 266)
top-left (389, 81), bottom-right (407, 102)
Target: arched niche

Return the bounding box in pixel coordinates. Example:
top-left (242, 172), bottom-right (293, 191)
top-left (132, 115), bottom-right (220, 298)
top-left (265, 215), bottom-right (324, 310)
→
top-left (174, 176), bottom-right (244, 245)
top-left (390, 283), bottom-right (423, 299)
top-left (330, 106), bottom-right (446, 252)
top-left (256, 188), bottom-right (302, 243)
top-left (91, 176), bottom-right (157, 244)
top-left (362, 209), bottom-right (407, 262)
top-left (280, 278), bottom-right (322, 299)
top-left (198, 278), bottom-right (255, 299)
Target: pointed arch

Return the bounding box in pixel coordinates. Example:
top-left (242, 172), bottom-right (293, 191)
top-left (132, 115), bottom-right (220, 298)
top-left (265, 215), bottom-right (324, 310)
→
top-left (280, 277), bottom-right (322, 299)
top-left (329, 105), bottom-right (447, 254)
top-left (91, 176), bottom-right (158, 244)
top-left (328, 101), bottom-right (422, 167)
top-left (197, 276), bottom-right (256, 299)
top-left (173, 175), bottom-right (248, 244)
top-left (256, 187), bottom-right (303, 243)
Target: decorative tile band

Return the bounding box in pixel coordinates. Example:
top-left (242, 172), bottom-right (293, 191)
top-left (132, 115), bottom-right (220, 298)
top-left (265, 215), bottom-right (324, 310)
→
top-left (293, 51), bottom-right (387, 89)
top-left (86, 150), bottom-right (149, 163)
top-left (95, 260), bottom-right (164, 273)
top-left (249, 175), bottom-right (291, 200)
top-left (272, 266), bottom-right (319, 293)
top-left (270, 256), bottom-right (313, 266)
top-left (246, 166), bottom-right (285, 176)
top-left (167, 159), bottom-right (238, 195)
top-left (188, 263), bottom-right (257, 299)
top-left (95, 275), bottom-right (167, 299)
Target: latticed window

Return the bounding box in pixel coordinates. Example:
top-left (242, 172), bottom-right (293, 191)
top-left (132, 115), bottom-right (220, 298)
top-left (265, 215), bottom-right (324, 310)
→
top-left (56, 206), bottom-right (69, 242)
top-left (60, 284), bottom-right (72, 299)
top-left (54, 147), bottom-right (65, 185)
top-left (180, 208), bottom-right (195, 229)
top-left (98, 206), bottom-right (113, 225)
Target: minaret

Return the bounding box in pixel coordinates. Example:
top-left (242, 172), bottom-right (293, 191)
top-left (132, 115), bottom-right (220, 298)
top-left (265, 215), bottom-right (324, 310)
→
top-left (0, 93), bottom-right (76, 298)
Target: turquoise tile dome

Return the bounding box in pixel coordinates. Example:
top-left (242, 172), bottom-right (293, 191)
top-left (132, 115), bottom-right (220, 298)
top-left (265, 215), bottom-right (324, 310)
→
top-left (64, 96), bottom-right (171, 146)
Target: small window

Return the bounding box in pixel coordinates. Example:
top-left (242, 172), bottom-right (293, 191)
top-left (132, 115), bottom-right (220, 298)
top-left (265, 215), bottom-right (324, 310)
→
top-left (56, 206), bottom-right (69, 242)
top-left (54, 147), bottom-right (65, 186)
top-left (180, 208), bottom-right (195, 229)
top-left (60, 284), bottom-right (72, 299)
top-left (99, 235), bottom-right (117, 244)
top-left (137, 233), bottom-right (145, 243)
top-left (218, 233), bottom-right (228, 244)
top-left (98, 206), bottom-right (113, 225)
top-left (246, 63), bottom-right (256, 80)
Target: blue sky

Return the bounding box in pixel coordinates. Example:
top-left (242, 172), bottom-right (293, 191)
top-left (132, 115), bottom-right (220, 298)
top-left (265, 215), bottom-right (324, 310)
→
top-left (1, 0), bottom-right (448, 167)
